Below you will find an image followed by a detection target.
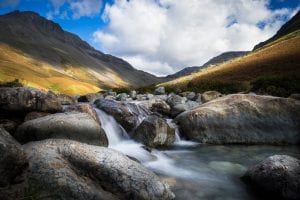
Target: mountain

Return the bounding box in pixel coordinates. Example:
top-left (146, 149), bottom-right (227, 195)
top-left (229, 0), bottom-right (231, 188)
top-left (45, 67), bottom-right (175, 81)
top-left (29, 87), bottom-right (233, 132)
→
top-left (167, 51), bottom-right (249, 79)
top-left (254, 11), bottom-right (300, 50)
top-left (0, 11), bottom-right (164, 95)
top-left (160, 14), bottom-right (300, 95)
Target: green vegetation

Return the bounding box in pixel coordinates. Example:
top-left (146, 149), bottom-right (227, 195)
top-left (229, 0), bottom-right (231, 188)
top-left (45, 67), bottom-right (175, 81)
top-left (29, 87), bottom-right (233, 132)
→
top-left (250, 74), bottom-right (300, 97)
top-left (0, 79), bottom-right (23, 87)
top-left (135, 84), bottom-right (157, 94)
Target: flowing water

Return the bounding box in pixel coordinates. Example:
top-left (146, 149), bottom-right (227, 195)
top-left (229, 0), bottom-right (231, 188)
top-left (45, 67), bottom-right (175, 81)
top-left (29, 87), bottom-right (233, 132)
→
top-left (95, 108), bottom-right (300, 200)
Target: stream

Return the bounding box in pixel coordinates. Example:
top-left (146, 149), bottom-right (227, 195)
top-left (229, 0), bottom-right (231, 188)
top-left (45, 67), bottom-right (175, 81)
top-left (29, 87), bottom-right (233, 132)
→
top-left (96, 108), bottom-right (300, 200)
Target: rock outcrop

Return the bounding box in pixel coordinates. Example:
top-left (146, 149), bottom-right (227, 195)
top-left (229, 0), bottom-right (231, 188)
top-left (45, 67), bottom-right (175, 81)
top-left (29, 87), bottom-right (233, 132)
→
top-left (94, 99), bottom-right (150, 132)
top-left (133, 115), bottom-right (175, 147)
top-left (0, 128), bottom-right (27, 187)
top-left (22, 139), bottom-right (175, 200)
top-left (176, 94), bottom-right (300, 144)
top-left (242, 155), bottom-right (300, 200)
top-left (15, 112), bottom-right (108, 146)
top-left (0, 87), bottom-right (62, 113)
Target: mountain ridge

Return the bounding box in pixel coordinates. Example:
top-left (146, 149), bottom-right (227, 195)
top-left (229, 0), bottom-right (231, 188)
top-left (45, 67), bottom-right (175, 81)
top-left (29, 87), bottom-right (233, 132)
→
top-left (0, 11), bottom-right (164, 94)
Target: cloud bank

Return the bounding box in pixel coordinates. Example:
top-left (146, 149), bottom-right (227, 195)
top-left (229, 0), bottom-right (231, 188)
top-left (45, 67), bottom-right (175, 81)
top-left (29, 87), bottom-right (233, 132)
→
top-left (93, 0), bottom-right (298, 76)
top-left (47, 0), bottom-right (102, 19)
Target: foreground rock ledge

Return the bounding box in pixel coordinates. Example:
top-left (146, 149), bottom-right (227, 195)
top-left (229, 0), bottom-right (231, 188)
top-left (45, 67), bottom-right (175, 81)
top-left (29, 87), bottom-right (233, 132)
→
top-left (176, 94), bottom-right (300, 144)
top-left (242, 155), bottom-right (300, 200)
top-left (22, 139), bottom-right (175, 200)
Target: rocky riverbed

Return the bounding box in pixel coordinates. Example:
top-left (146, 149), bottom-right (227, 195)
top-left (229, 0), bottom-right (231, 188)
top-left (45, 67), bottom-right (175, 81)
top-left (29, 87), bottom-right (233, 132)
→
top-left (1, 86), bottom-right (300, 200)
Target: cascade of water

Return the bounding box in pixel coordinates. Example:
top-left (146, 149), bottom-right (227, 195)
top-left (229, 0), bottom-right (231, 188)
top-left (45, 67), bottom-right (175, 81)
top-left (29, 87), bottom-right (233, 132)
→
top-left (95, 108), bottom-right (128, 146)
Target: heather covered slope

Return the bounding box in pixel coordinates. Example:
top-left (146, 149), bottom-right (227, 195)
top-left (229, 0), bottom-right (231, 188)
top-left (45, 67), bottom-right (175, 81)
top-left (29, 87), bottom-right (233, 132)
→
top-left (0, 11), bottom-right (163, 95)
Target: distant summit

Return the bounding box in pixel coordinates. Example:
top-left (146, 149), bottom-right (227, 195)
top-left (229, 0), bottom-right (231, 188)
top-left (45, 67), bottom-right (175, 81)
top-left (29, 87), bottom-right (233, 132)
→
top-left (167, 51), bottom-right (249, 79)
top-left (254, 11), bottom-right (300, 50)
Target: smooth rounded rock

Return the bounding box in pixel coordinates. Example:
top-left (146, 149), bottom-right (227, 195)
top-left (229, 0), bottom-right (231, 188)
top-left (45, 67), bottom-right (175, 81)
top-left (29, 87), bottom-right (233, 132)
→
top-left (201, 91), bottom-right (222, 103)
top-left (15, 112), bottom-right (108, 146)
top-left (22, 139), bottom-right (175, 200)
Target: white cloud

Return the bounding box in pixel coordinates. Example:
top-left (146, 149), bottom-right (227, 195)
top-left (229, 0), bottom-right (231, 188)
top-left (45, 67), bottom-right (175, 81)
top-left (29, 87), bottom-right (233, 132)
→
top-left (0, 0), bottom-right (20, 8)
top-left (93, 0), bottom-right (298, 76)
top-left (47, 0), bottom-right (102, 19)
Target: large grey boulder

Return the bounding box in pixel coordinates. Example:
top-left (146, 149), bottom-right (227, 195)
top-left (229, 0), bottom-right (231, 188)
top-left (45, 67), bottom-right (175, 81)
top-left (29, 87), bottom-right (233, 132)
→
top-left (139, 98), bottom-right (171, 116)
top-left (94, 99), bottom-right (150, 132)
top-left (176, 94), bottom-right (300, 144)
top-left (15, 112), bottom-right (108, 146)
top-left (22, 139), bottom-right (175, 200)
top-left (166, 93), bottom-right (187, 107)
top-left (154, 87), bottom-right (165, 95)
top-left (133, 115), bottom-right (175, 147)
top-left (242, 155), bottom-right (300, 200)
top-left (116, 93), bottom-right (128, 101)
top-left (57, 94), bottom-right (76, 105)
top-left (0, 128), bottom-right (27, 187)
top-left (63, 103), bottom-right (101, 124)
top-left (201, 91), bottom-right (222, 103)
top-left (0, 87), bottom-right (62, 113)
top-left (170, 100), bottom-right (199, 117)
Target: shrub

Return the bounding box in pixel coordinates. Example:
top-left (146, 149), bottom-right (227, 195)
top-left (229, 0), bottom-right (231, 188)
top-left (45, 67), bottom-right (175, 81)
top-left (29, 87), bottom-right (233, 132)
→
top-left (250, 75), bottom-right (300, 97)
top-left (0, 79), bottom-right (23, 87)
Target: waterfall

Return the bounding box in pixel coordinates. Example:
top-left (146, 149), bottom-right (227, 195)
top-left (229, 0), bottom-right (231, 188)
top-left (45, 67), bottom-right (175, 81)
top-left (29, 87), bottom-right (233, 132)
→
top-left (95, 109), bottom-right (128, 146)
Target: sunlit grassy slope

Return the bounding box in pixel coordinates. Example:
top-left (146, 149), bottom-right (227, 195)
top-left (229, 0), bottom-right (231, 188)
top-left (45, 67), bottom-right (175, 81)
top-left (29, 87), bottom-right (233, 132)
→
top-left (0, 43), bottom-right (129, 95)
top-left (160, 30), bottom-right (300, 91)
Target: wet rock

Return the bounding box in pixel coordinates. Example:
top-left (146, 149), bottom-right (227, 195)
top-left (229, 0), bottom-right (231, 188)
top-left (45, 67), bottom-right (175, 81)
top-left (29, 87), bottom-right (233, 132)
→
top-left (146, 93), bottom-right (154, 100)
top-left (289, 93), bottom-right (300, 101)
top-left (78, 93), bottom-right (104, 103)
top-left (133, 115), bottom-right (175, 147)
top-left (24, 111), bottom-right (51, 122)
top-left (201, 91), bottom-right (222, 103)
top-left (176, 94), bottom-right (300, 144)
top-left (170, 101), bottom-right (199, 117)
top-left (0, 87), bottom-right (62, 113)
top-left (130, 90), bottom-right (137, 100)
top-left (57, 94), bottom-right (76, 105)
top-left (166, 93), bottom-right (187, 108)
top-left (0, 128), bottom-right (27, 187)
top-left (63, 103), bottom-right (101, 124)
top-left (23, 139), bottom-right (175, 200)
top-left (195, 93), bottom-right (202, 103)
top-left (15, 112), bottom-right (108, 146)
top-left (116, 93), bottom-right (128, 101)
top-left (154, 87), bottom-right (165, 95)
top-left (95, 99), bottom-right (150, 132)
top-left (242, 155), bottom-right (300, 200)
top-left (136, 94), bottom-right (148, 101)
top-left (104, 90), bottom-right (117, 97)
top-left (140, 98), bottom-right (171, 116)
top-left (0, 119), bottom-right (18, 134)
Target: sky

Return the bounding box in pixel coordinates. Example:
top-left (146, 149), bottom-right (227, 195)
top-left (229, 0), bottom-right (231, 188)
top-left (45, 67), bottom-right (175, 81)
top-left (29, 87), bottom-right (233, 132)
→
top-left (0, 0), bottom-right (299, 76)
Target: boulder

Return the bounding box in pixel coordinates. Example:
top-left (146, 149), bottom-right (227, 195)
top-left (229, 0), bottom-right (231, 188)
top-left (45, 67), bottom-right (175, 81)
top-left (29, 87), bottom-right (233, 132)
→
top-left (94, 99), bottom-right (150, 132)
top-left (139, 98), bottom-right (171, 116)
top-left (242, 155), bottom-right (300, 200)
top-left (146, 93), bottom-right (154, 100)
top-left (0, 128), bottom-right (27, 187)
top-left (78, 93), bottom-right (104, 103)
top-left (0, 87), bottom-right (62, 113)
top-left (116, 93), bottom-right (128, 101)
top-left (24, 111), bottom-right (51, 122)
top-left (154, 87), bottom-right (165, 95)
top-left (195, 93), bottom-right (202, 103)
top-left (15, 112), bottom-right (108, 146)
top-left (186, 92), bottom-right (196, 100)
top-left (176, 94), bottom-right (300, 144)
top-left (0, 119), bottom-right (18, 134)
top-left (201, 91), bottom-right (222, 103)
top-left (166, 93), bottom-right (187, 108)
top-left (133, 115), bottom-right (175, 147)
top-left (170, 100), bottom-right (199, 117)
top-left (136, 94), bottom-right (148, 101)
top-left (289, 93), bottom-right (300, 101)
top-left (130, 90), bottom-right (137, 100)
top-left (104, 90), bottom-right (117, 97)
top-left (22, 139), bottom-right (175, 200)
top-left (57, 94), bottom-right (76, 105)
top-left (63, 103), bottom-right (101, 124)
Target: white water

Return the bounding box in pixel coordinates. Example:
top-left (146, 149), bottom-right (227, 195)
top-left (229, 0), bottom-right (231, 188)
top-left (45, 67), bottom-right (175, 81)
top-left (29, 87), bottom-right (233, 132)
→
top-left (95, 107), bottom-right (193, 172)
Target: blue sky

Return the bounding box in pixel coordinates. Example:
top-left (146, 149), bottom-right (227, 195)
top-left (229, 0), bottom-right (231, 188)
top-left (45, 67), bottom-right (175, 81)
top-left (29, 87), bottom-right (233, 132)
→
top-left (0, 0), bottom-right (299, 75)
